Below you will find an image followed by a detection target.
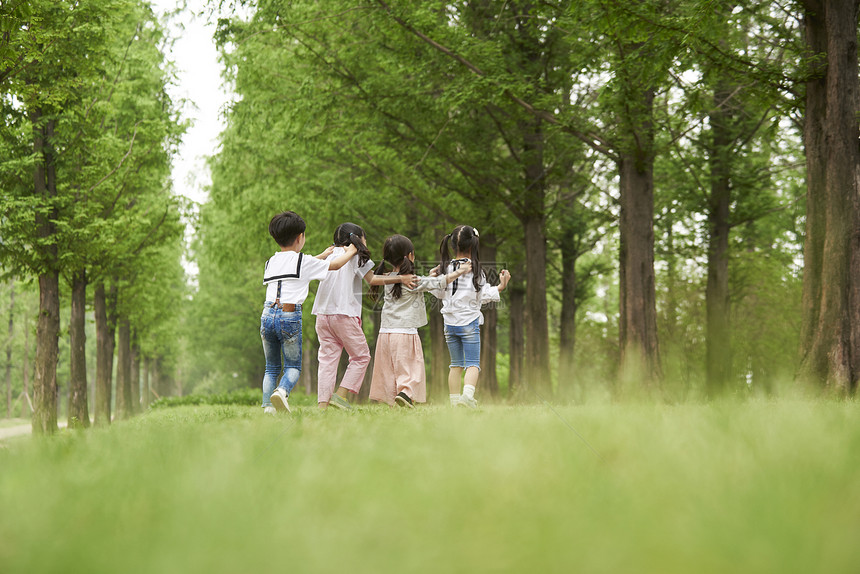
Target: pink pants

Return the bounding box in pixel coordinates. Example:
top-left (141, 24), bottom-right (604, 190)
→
top-left (369, 333), bottom-right (426, 405)
top-left (315, 314), bottom-right (370, 403)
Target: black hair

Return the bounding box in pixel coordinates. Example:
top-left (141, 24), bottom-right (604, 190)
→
top-left (372, 235), bottom-right (415, 300)
top-left (439, 225), bottom-right (482, 291)
top-left (333, 222), bottom-right (371, 267)
top-left (269, 211), bottom-right (306, 247)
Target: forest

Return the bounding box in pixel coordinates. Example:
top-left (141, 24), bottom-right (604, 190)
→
top-left (1, 0), bottom-right (859, 434)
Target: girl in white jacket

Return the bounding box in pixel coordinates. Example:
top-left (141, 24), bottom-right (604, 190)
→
top-left (369, 235), bottom-right (471, 407)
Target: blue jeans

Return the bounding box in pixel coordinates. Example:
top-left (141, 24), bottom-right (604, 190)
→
top-left (444, 319), bottom-right (481, 370)
top-left (260, 304), bottom-right (303, 407)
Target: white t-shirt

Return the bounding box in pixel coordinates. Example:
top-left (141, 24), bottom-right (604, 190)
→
top-left (263, 251), bottom-right (331, 305)
top-left (311, 246), bottom-right (375, 317)
top-left (429, 259), bottom-right (500, 326)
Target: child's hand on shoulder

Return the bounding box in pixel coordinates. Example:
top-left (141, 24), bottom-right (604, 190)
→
top-left (345, 243), bottom-right (359, 256)
top-left (317, 245), bottom-right (335, 259)
top-left (401, 274), bottom-right (419, 289)
top-left (458, 261), bottom-right (472, 276)
top-left (428, 265), bottom-right (440, 277)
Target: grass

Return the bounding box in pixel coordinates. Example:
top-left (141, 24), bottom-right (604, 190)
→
top-left (1, 397), bottom-right (859, 573)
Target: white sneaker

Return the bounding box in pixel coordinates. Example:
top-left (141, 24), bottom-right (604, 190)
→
top-left (270, 388), bottom-right (291, 413)
top-left (263, 406), bottom-right (276, 416)
top-left (457, 395), bottom-right (478, 409)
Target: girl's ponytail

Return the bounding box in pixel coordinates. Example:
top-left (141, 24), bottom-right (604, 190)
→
top-left (470, 230), bottom-right (482, 291)
top-left (333, 222), bottom-right (371, 267)
top-left (439, 233), bottom-right (453, 274)
top-left (370, 259), bottom-right (388, 301)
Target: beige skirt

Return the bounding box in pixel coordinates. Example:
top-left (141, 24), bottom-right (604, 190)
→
top-left (369, 333), bottom-right (426, 405)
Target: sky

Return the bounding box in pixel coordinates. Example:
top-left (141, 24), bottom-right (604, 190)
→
top-left (150, 0), bottom-right (233, 277)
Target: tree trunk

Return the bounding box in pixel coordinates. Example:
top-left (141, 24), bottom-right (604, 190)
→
top-left (797, 0), bottom-right (860, 392)
top-left (479, 238), bottom-right (498, 396)
top-left (68, 270), bottom-right (90, 428)
top-left (93, 283), bottom-right (115, 425)
top-left (130, 341), bottom-right (140, 414)
top-left (429, 297), bottom-right (447, 402)
top-left (559, 230), bottom-right (578, 388)
top-left (520, 116), bottom-right (552, 395)
top-left (22, 309), bottom-right (30, 415)
top-left (31, 112), bottom-right (59, 435)
top-left (705, 85), bottom-right (734, 395)
top-left (142, 356), bottom-right (151, 409)
top-left (508, 262), bottom-right (525, 397)
top-left (5, 280), bottom-right (13, 418)
top-left (115, 317), bottom-right (132, 419)
top-left (617, 80), bottom-right (662, 387)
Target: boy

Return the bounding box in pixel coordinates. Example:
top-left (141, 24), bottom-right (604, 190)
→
top-left (260, 211), bottom-right (357, 414)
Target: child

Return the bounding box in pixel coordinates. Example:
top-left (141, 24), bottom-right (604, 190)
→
top-left (261, 211), bottom-right (358, 415)
top-left (311, 223), bottom-right (418, 410)
top-left (368, 235), bottom-right (472, 408)
top-left (430, 225), bottom-right (510, 409)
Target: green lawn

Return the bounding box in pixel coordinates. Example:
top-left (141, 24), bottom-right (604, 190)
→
top-left (1, 398), bottom-right (858, 573)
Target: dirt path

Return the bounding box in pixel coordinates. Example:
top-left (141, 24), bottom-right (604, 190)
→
top-left (0, 422), bottom-right (69, 441)
top-left (0, 424), bottom-right (33, 441)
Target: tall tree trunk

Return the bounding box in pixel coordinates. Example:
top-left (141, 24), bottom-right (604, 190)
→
top-left (479, 238), bottom-right (498, 396)
top-left (115, 317), bottom-right (132, 419)
top-left (797, 0), bottom-right (860, 392)
top-left (130, 341), bottom-right (140, 414)
top-left (617, 81), bottom-right (662, 387)
top-left (22, 310), bottom-right (30, 416)
top-left (68, 270), bottom-right (90, 428)
top-left (508, 262), bottom-right (525, 397)
top-left (142, 356), bottom-right (151, 409)
top-left (705, 85), bottom-right (734, 395)
top-left (559, 230), bottom-right (578, 388)
top-left (31, 112), bottom-right (59, 435)
top-left (93, 283), bottom-right (115, 425)
top-left (5, 280), bottom-right (13, 418)
top-left (429, 298), bottom-right (447, 402)
top-left (520, 118), bottom-right (552, 395)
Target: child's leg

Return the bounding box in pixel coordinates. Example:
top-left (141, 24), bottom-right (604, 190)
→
top-left (316, 314), bottom-right (344, 405)
top-left (395, 334), bottom-right (426, 402)
top-left (461, 319), bottom-right (482, 401)
top-left (369, 334), bottom-right (396, 406)
top-left (333, 315), bottom-right (370, 396)
top-left (278, 312), bottom-right (303, 394)
top-left (448, 367), bottom-right (463, 395)
top-left (260, 310), bottom-right (281, 408)
top-left (444, 323), bottom-right (466, 403)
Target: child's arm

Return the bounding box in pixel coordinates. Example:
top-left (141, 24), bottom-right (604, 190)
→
top-left (364, 271), bottom-right (419, 289)
top-left (315, 245), bottom-right (335, 260)
top-left (497, 269), bottom-right (511, 292)
top-left (328, 244), bottom-right (358, 270)
top-left (442, 261), bottom-right (471, 284)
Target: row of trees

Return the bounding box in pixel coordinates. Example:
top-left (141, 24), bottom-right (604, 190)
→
top-left (0, 0), bottom-right (188, 433)
top-left (188, 0), bottom-right (858, 399)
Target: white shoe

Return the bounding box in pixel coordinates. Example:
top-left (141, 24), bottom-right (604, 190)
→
top-left (457, 395), bottom-right (478, 409)
top-left (270, 388), bottom-right (291, 413)
top-left (263, 406), bottom-right (276, 416)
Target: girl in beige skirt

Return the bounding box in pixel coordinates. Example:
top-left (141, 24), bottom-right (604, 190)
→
top-left (369, 235), bottom-right (471, 407)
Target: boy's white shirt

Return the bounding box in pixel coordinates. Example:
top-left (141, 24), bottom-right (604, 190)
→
top-left (263, 251), bottom-right (331, 304)
top-left (311, 246), bottom-right (375, 317)
top-left (429, 259), bottom-right (500, 326)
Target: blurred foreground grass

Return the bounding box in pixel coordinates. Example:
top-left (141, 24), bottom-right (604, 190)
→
top-left (1, 398), bottom-right (858, 573)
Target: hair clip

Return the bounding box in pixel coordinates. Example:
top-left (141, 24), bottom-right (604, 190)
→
top-left (473, 227), bottom-right (480, 237)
